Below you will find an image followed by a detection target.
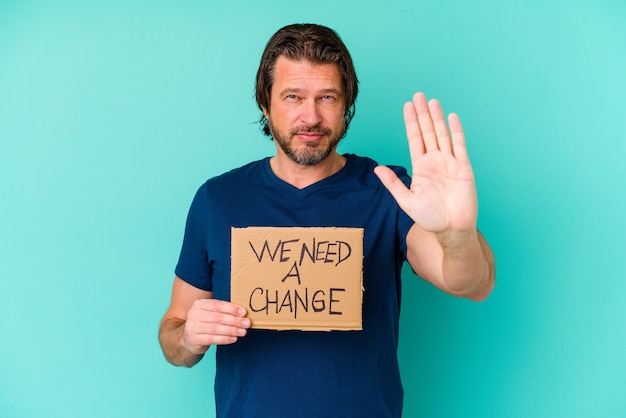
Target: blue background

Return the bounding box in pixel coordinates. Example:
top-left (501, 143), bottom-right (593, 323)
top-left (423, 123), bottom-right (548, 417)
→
top-left (1, 1), bottom-right (625, 417)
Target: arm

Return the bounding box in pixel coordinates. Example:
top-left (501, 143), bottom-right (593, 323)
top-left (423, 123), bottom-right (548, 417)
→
top-left (159, 276), bottom-right (251, 367)
top-left (406, 224), bottom-right (494, 301)
top-left (374, 92), bottom-right (494, 301)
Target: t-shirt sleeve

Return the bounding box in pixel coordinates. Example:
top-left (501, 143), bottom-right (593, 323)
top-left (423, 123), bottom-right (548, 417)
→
top-left (391, 165), bottom-right (415, 260)
top-left (174, 183), bottom-right (212, 291)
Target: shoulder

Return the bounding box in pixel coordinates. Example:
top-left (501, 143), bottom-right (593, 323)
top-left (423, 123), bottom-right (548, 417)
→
top-left (186, 158), bottom-right (268, 209)
top-left (197, 158), bottom-right (269, 193)
top-left (344, 154), bottom-right (410, 184)
top-left (209, 158), bottom-right (268, 185)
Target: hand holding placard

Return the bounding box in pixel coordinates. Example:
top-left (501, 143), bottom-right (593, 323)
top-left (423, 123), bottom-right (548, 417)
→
top-left (184, 298), bottom-right (251, 349)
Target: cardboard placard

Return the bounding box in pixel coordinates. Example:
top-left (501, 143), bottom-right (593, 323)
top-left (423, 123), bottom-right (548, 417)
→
top-left (231, 226), bottom-right (363, 331)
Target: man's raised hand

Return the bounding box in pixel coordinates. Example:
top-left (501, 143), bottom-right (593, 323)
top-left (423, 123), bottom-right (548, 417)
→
top-left (374, 92), bottom-right (478, 240)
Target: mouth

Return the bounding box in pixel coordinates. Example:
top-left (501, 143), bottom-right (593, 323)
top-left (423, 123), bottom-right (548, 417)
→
top-left (295, 132), bottom-right (324, 142)
top-left (291, 127), bottom-right (330, 143)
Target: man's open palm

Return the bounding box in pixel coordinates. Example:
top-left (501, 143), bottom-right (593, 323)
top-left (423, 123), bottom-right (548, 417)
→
top-left (374, 92), bottom-right (478, 236)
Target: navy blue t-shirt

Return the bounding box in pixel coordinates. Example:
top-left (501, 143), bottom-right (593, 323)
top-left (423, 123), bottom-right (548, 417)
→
top-left (176, 154), bottom-right (414, 417)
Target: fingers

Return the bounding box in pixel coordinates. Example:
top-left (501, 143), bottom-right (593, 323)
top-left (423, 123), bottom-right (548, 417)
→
top-left (185, 299), bottom-right (251, 349)
top-left (428, 99), bottom-right (452, 154)
top-left (413, 92), bottom-right (439, 153)
top-left (403, 101), bottom-right (425, 161)
top-left (448, 112), bottom-right (470, 164)
top-left (404, 92), bottom-right (458, 156)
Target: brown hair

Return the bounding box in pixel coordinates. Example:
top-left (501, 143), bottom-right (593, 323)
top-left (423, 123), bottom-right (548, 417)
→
top-left (255, 23), bottom-right (359, 136)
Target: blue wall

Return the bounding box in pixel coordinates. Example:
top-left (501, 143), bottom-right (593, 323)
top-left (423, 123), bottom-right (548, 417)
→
top-left (1, 1), bottom-right (625, 417)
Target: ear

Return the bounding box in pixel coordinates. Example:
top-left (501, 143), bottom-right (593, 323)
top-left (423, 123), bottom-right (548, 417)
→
top-left (262, 107), bottom-right (269, 118)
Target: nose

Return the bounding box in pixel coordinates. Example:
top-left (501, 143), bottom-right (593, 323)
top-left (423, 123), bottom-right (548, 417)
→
top-left (300, 99), bottom-right (322, 126)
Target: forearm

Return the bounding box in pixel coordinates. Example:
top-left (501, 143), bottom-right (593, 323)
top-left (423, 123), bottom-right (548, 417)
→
top-left (438, 230), bottom-right (495, 301)
top-left (158, 317), bottom-right (205, 368)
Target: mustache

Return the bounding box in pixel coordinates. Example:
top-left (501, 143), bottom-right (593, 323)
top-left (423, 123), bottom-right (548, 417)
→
top-left (289, 125), bottom-right (332, 136)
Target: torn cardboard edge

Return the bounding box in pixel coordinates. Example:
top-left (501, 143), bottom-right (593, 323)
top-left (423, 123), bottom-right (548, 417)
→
top-left (231, 226), bottom-right (364, 331)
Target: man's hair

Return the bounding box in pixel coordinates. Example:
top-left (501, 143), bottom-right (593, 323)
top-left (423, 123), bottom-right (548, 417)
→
top-left (255, 23), bottom-right (359, 137)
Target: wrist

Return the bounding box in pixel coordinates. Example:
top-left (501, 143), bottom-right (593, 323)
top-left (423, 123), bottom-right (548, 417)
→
top-left (436, 228), bottom-right (479, 254)
top-left (182, 325), bottom-right (209, 356)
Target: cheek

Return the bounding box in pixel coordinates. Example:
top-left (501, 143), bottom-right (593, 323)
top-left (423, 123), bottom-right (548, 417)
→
top-left (324, 110), bottom-right (346, 128)
top-left (268, 103), bottom-right (293, 120)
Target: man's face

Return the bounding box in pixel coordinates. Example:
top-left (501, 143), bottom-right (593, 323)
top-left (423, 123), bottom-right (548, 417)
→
top-left (265, 56), bottom-right (346, 166)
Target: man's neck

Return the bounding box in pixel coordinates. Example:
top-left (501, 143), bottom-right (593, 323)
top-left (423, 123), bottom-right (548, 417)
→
top-left (269, 152), bottom-right (346, 189)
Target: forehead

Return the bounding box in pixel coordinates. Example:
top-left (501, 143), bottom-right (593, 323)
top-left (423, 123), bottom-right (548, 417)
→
top-left (272, 56), bottom-right (343, 93)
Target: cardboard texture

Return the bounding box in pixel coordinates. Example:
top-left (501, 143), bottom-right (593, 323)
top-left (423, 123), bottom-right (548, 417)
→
top-left (231, 226), bottom-right (364, 331)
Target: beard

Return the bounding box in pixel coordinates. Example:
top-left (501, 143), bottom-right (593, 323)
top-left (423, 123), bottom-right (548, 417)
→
top-left (268, 120), bottom-right (345, 166)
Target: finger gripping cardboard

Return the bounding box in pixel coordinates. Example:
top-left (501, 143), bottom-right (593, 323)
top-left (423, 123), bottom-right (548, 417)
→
top-left (231, 226), bottom-right (364, 331)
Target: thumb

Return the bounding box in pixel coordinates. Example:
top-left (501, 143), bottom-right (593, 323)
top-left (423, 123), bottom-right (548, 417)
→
top-left (373, 165), bottom-right (411, 210)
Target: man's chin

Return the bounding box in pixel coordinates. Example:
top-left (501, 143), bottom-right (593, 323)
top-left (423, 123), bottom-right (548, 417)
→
top-left (289, 149), bottom-right (332, 166)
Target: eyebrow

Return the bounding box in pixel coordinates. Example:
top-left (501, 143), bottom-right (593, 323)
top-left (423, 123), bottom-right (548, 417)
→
top-left (278, 87), bottom-right (343, 96)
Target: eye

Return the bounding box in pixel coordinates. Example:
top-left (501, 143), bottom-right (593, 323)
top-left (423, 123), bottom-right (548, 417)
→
top-left (285, 94), bottom-right (299, 101)
top-left (320, 94), bottom-right (337, 104)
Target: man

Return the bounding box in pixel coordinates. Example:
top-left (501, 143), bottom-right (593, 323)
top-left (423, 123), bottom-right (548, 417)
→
top-left (159, 23), bottom-right (494, 417)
